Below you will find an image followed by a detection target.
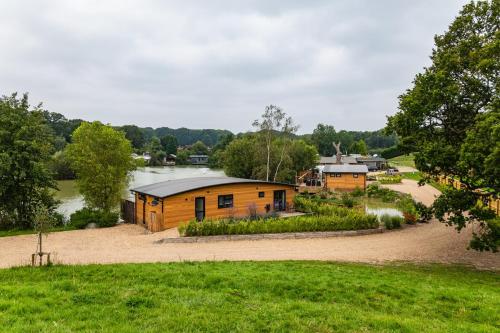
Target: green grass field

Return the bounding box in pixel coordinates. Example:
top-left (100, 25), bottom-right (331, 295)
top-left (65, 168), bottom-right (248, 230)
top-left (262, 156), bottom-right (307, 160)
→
top-left (389, 154), bottom-right (416, 168)
top-left (0, 262), bottom-right (498, 332)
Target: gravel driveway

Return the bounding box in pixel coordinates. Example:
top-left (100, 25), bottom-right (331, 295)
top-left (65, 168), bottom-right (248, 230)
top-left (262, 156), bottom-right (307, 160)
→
top-left (1, 180), bottom-right (498, 270)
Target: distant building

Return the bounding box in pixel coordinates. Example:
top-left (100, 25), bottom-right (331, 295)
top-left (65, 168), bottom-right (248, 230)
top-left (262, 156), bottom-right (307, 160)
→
top-left (163, 154), bottom-right (176, 166)
top-left (318, 155), bottom-right (387, 171)
top-left (356, 157), bottom-right (387, 171)
top-left (322, 164), bottom-right (369, 191)
top-left (189, 154), bottom-right (209, 165)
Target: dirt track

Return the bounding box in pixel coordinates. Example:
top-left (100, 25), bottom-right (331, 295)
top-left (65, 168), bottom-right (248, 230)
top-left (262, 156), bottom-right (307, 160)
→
top-left (1, 180), bottom-right (498, 270)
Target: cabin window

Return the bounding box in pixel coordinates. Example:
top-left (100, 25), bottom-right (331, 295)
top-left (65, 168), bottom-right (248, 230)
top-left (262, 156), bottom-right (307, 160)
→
top-left (353, 173), bottom-right (359, 178)
top-left (218, 194), bottom-right (234, 208)
top-left (334, 173), bottom-right (342, 178)
top-left (258, 191), bottom-right (265, 198)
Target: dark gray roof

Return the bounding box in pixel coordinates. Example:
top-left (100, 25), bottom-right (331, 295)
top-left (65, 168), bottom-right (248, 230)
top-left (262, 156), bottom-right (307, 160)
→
top-left (323, 164), bottom-right (369, 173)
top-left (131, 177), bottom-right (294, 198)
top-left (319, 156), bottom-right (337, 164)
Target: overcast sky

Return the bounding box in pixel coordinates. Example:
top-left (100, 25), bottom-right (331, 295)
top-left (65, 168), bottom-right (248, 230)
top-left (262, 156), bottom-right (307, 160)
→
top-left (0, 0), bottom-right (468, 133)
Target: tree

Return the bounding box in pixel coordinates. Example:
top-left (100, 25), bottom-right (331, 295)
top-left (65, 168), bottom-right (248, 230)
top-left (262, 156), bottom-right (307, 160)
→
top-left (253, 105), bottom-right (298, 181)
top-left (349, 139), bottom-right (368, 155)
top-left (223, 136), bottom-right (259, 179)
top-left (0, 93), bottom-right (58, 229)
top-left (160, 135), bottom-right (178, 155)
top-left (120, 125), bottom-right (145, 149)
top-left (289, 140), bottom-right (319, 174)
top-left (311, 124), bottom-right (337, 156)
top-left (190, 140), bottom-right (209, 155)
top-left (147, 137), bottom-right (166, 166)
top-left (66, 121), bottom-right (135, 212)
top-left (386, 1), bottom-right (499, 251)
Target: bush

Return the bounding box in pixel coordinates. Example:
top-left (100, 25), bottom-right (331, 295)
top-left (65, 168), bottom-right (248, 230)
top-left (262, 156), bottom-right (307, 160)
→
top-left (403, 212), bottom-right (417, 225)
top-left (380, 214), bottom-right (403, 230)
top-left (181, 196), bottom-right (379, 237)
top-left (367, 184), bottom-right (399, 202)
top-left (69, 208), bottom-right (118, 229)
top-left (352, 187), bottom-right (364, 197)
top-left (340, 193), bottom-right (356, 208)
top-left (415, 202), bottom-right (433, 223)
top-left (377, 175), bottom-right (402, 184)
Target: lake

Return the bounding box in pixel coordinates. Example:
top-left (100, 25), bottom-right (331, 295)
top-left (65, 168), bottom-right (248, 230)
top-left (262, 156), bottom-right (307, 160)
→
top-left (55, 166), bottom-right (225, 217)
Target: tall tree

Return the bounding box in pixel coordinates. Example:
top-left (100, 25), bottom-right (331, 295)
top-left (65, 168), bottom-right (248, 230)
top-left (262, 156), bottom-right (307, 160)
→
top-left (66, 122), bottom-right (135, 212)
top-left (120, 125), bottom-right (145, 149)
top-left (311, 124), bottom-right (337, 156)
top-left (253, 105), bottom-right (298, 181)
top-left (386, 1), bottom-right (499, 251)
top-left (0, 93), bottom-right (58, 229)
top-left (160, 135), bottom-right (178, 155)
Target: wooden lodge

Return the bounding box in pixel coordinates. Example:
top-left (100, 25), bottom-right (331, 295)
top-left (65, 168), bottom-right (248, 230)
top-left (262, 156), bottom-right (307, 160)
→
top-left (130, 177), bottom-right (297, 232)
top-left (323, 164), bottom-right (368, 191)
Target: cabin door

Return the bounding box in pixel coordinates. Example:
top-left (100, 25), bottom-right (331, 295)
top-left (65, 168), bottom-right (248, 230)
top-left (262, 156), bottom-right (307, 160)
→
top-left (195, 197), bottom-right (205, 221)
top-left (273, 190), bottom-right (286, 211)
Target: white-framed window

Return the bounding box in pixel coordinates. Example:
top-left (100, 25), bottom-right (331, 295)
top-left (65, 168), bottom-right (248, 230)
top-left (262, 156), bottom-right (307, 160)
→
top-left (353, 173), bottom-right (359, 178)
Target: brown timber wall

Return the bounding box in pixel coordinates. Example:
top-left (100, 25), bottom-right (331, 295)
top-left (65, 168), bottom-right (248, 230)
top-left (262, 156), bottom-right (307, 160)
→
top-left (323, 173), bottom-right (366, 191)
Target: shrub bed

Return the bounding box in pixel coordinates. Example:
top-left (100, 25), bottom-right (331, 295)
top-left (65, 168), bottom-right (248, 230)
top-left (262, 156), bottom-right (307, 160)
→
top-left (179, 197), bottom-right (378, 237)
top-left (380, 214), bottom-right (403, 230)
top-left (69, 208), bottom-right (119, 229)
top-left (377, 175), bottom-right (402, 184)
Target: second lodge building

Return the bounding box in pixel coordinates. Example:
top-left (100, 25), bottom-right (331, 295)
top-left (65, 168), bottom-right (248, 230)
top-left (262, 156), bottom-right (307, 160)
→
top-left (131, 177), bottom-right (297, 232)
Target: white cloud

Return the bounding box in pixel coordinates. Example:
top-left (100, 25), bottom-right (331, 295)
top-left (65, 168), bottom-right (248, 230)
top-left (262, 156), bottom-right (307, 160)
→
top-left (0, 0), bottom-right (469, 132)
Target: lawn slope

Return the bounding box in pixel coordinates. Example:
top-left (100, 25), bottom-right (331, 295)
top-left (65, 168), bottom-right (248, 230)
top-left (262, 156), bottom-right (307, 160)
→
top-left (0, 262), bottom-right (498, 332)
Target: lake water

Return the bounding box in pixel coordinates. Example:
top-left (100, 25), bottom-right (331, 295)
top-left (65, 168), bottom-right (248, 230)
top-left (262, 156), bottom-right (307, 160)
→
top-left (364, 197), bottom-right (403, 219)
top-left (55, 166), bottom-right (226, 217)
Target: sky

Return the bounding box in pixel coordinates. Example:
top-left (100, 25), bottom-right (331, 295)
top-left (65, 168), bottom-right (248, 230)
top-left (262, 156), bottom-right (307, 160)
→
top-left (0, 0), bottom-right (468, 133)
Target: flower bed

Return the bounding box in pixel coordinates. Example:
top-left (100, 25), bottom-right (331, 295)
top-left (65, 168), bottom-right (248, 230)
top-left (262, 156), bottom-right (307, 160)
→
top-left (179, 197), bottom-right (378, 237)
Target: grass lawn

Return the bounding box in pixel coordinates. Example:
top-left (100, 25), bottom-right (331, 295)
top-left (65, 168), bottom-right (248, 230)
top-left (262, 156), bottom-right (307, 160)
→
top-left (0, 262), bottom-right (498, 332)
top-left (401, 171), bottom-right (448, 192)
top-left (389, 154), bottom-right (416, 168)
top-left (0, 226), bottom-right (75, 238)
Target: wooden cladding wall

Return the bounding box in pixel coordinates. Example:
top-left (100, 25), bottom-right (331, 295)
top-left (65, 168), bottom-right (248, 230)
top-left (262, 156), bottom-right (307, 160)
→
top-left (135, 192), bottom-right (164, 232)
top-left (134, 183), bottom-right (296, 231)
top-left (323, 173), bottom-right (366, 191)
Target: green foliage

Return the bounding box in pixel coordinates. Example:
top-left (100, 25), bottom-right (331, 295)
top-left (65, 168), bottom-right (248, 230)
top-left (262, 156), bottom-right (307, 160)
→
top-left (351, 187), bottom-right (364, 197)
top-left (223, 135), bottom-right (258, 179)
top-left (0, 93), bottom-right (59, 229)
top-left (118, 125), bottom-right (145, 149)
top-left (49, 150), bottom-right (76, 180)
top-left (69, 208), bottom-right (118, 229)
top-left (377, 175), bottom-right (402, 184)
top-left (146, 136), bottom-right (166, 166)
top-left (42, 111), bottom-right (83, 143)
top-left (160, 134), bottom-right (178, 155)
top-left (366, 184), bottom-right (399, 202)
top-left (66, 121), bottom-right (135, 212)
top-left (181, 195), bottom-right (378, 236)
top-left (385, 1), bottom-right (499, 250)
top-left (0, 262), bottom-right (498, 332)
top-left (415, 202), bottom-right (433, 223)
top-left (190, 140), bottom-right (209, 155)
top-left (311, 124), bottom-right (337, 156)
top-left (175, 150), bottom-right (190, 165)
top-left (349, 139), bottom-right (368, 155)
top-left (380, 214), bottom-right (403, 230)
top-left (340, 193), bottom-right (356, 208)
top-left (311, 124), bottom-right (397, 156)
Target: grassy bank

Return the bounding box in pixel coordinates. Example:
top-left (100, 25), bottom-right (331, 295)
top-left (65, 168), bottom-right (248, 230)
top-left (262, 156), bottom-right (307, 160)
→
top-left (0, 262), bottom-right (498, 332)
top-left (0, 225), bottom-right (76, 238)
top-left (389, 154), bottom-right (415, 168)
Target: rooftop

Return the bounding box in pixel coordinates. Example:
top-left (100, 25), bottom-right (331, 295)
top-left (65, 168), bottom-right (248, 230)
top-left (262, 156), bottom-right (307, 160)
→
top-left (323, 164), bottom-right (369, 173)
top-left (131, 177), bottom-right (294, 198)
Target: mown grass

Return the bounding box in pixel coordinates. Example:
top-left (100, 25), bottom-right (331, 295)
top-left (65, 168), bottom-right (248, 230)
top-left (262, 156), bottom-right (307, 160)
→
top-left (400, 171), bottom-right (447, 192)
top-left (0, 262), bottom-right (498, 332)
top-left (389, 154), bottom-right (416, 168)
top-left (0, 225), bottom-right (75, 238)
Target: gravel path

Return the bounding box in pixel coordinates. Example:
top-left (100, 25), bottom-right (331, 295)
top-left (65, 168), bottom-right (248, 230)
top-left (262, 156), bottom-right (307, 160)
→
top-left (1, 180), bottom-right (498, 270)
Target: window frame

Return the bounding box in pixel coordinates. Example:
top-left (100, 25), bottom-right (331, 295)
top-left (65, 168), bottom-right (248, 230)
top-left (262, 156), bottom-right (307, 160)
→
top-left (353, 173), bottom-right (359, 178)
top-left (218, 194), bottom-right (234, 209)
top-left (258, 191), bottom-right (265, 198)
